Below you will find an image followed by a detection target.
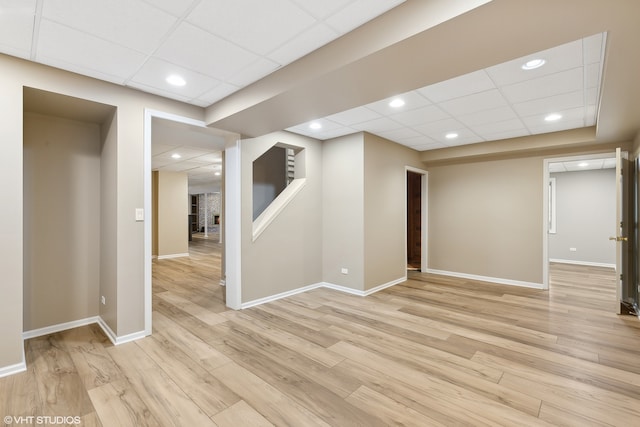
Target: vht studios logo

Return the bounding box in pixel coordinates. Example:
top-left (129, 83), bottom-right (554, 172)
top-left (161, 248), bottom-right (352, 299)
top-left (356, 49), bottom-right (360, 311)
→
top-left (4, 415), bottom-right (82, 425)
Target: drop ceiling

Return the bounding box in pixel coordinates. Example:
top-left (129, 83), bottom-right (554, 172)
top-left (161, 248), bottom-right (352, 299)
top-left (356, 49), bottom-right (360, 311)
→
top-left (2, 0), bottom-right (640, 163)
top-left (287, 33), bottom-right (605, 151)
top-left (549, 157), bottom-right (615, 173)
top-left (0, 0), bottom-right (404, 107)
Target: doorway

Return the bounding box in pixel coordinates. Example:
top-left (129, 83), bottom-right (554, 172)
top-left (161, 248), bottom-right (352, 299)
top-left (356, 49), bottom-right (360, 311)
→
top-left (407, 171), bottom-right (422, 270)
top-left (143, 109), bottom-right (240, 334)
top-left (543, 152), bottom-right (637, 315)
top-left (406, 167), bottom-right (428, 273)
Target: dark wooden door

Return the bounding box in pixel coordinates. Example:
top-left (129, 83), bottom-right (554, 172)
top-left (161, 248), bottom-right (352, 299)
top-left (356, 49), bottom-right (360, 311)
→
top-left (407, 171), bottom-right (422, 270)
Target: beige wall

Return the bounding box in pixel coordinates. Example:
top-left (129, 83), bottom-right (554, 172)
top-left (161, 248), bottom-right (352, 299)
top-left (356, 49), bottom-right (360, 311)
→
top-left (100, 111), bottom-right (118, 332)
top-left (427, 157), bottom-right (544, 284)
top-left (157, 171), bottom-right (189, 257)
top-left (363, 133), bottom-right (424, 290)
top-left (322, 133), bottom-right (365, 290)
top-left (241, 131), bottom-right (323, 302)
top-left (151, 171), bottom-right (159, 257)
top-left (0, 53), bottom-right (203, 371)
top-left (23, 113), bottom-right (101, 331)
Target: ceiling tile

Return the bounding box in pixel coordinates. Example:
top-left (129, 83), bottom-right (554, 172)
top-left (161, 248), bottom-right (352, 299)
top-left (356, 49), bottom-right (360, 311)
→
top-left (36, 19), bottom-right (147, 83)
top-left (155, 22), bottom-right (258, 81)
top-left (374, 127), bottom-right (422, 141)
top-left (438, 89), bottom-right (508, 117)
top-left (326, 106), bottom-right (381, 126)
top-left (390, 105), bottom-right (450, 127)
top-left (512, 90), bottom-right (584, 118)
top-left (457, 106), bottom-right (518, 127)
top-left (486, 39), bottom-right (583, 86)
top-left (583, 32), bottom-right (605, 64)
top-left (42, 0), bottom-right (177, 54)
top-left (142, 0), bottom-right (198, 17)
top-left (196, 82), bottom-right (241, 105)
top-left (152, 143), bottom-right (178, 156)
top-left (351, 116), bottom-right (404, 132)
top-left (501, 68), bottom-right (584, 104)
top-left (469, 118), bottom-right (527, 139)
top-left (126, 81), bottom-right (192, 104)
top-left (549, 163), bottom-right (566, 173)
top-left (324, 0), bottom-right (405, 33)
top-left (129, 57), bottom-right (221, 99)
top-left (187, 0), bottom-right (316, 56)
top-left (268, 23), bottom-right (338, 65)
top-left (227, 57), bottom-right (281, 87)
top-left (291, 0), bottom-right (355, 19)
top-left (0, 0), bottom-right (36, 59)
top-left (366, 91), bottom-right (431, 116)
top-left (414, 118), bottom-right (467, 140)
top-left (563, 159), bottom-right (604, 172)
top-left (418, 70), bottom-right (496, 103)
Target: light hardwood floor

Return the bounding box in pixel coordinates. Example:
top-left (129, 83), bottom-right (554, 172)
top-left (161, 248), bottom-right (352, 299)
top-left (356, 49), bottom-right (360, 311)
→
top-left (2, 236), bottom-right (640, 426)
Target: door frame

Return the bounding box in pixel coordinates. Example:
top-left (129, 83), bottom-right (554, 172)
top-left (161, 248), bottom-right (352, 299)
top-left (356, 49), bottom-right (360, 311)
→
top-left (542, 151), bottom-right (617, 290)
top-left (405, 166), bottom-right (428, 272)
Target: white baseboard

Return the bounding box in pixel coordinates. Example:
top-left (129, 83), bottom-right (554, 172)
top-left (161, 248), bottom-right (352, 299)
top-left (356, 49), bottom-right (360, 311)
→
top-left (549, 259), bottom-right (616, 269)
top-left (426, 269), bottom-right (544, 289)
top-left (240, 276), bottom-right (406, 309)
top-left (0, 347), bottom-right (26, 379)
top-left (157, 253), bottom-right (189, 260)
top-left (21, 316), bottom-right (147, 347)
top-left (97, 317), bottom-right (148, 346)
top-left (241, 283), bottom-right (323, 309)
top-left (322, 276), bottom-right (407, 297)
top-left (23, 316), bottom-right (100, 340)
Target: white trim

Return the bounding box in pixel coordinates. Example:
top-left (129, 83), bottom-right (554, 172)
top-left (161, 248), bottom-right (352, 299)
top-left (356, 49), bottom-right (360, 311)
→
top-left (323, 276), bottom-right (407, 296)
top-left (157, 253), bottom-right (189, 260)
top-left (97, 317), bottom-right (146, 346)
top-left (241, 283), bottom-right (323, 309)
top-left (252, 178), bottom-right (306, 241)
top-left (21, 316), bottom-right (146, 347)
top-left (22, 316), bottom-right (100, 340)
top-left (225, 139), bottom-right (242, 310)
top-left (426, 268), bottom-right (544, 289)
top-left (549, 259), bottom-right (616, 269)
top-left (0, 348), bottom-right (26, 378)
top-left (240, 276), bottom-right (406, 309)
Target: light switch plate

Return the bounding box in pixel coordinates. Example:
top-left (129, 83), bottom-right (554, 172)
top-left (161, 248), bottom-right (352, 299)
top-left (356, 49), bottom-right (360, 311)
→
top-left (135, 208), bottom-right (144, 221)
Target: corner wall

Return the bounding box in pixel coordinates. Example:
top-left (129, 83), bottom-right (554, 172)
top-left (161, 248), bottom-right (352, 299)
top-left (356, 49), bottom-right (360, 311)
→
top-left (322, 133), bottom-right (365, 290)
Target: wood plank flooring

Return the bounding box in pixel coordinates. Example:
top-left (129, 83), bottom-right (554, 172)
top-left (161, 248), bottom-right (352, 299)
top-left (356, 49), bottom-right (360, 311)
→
top-left (2, 236), bottom-right (640, 426)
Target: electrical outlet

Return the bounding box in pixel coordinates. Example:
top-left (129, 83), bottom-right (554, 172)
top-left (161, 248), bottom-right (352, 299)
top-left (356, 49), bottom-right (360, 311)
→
top-left (341, 268), bottom-right (349, 274)
top-left (569, 247), bottom-right (577, 252)
top-left (101, 296), bottom-right (106, 305)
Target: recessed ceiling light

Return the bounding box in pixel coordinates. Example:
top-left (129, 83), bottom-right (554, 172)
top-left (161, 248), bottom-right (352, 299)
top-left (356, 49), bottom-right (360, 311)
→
top-left (445, 132), bottom-right (459, 139)
top-left (171, 153), bottom-right (182, 159)
top-left (166, 74), bottom-right (186, 86)
top-left (544, 113), bottom-right (563, 122)
top-left (389, 98), bottom-right (405, 108)
top-left (521, 59), bottom-right (546, 70)
top-left (214, 172), bottom-right (221, 176)
top-left (578, 162), bottom-right (589, 167)
top-left (309, 122), bottom-right (322, 130)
